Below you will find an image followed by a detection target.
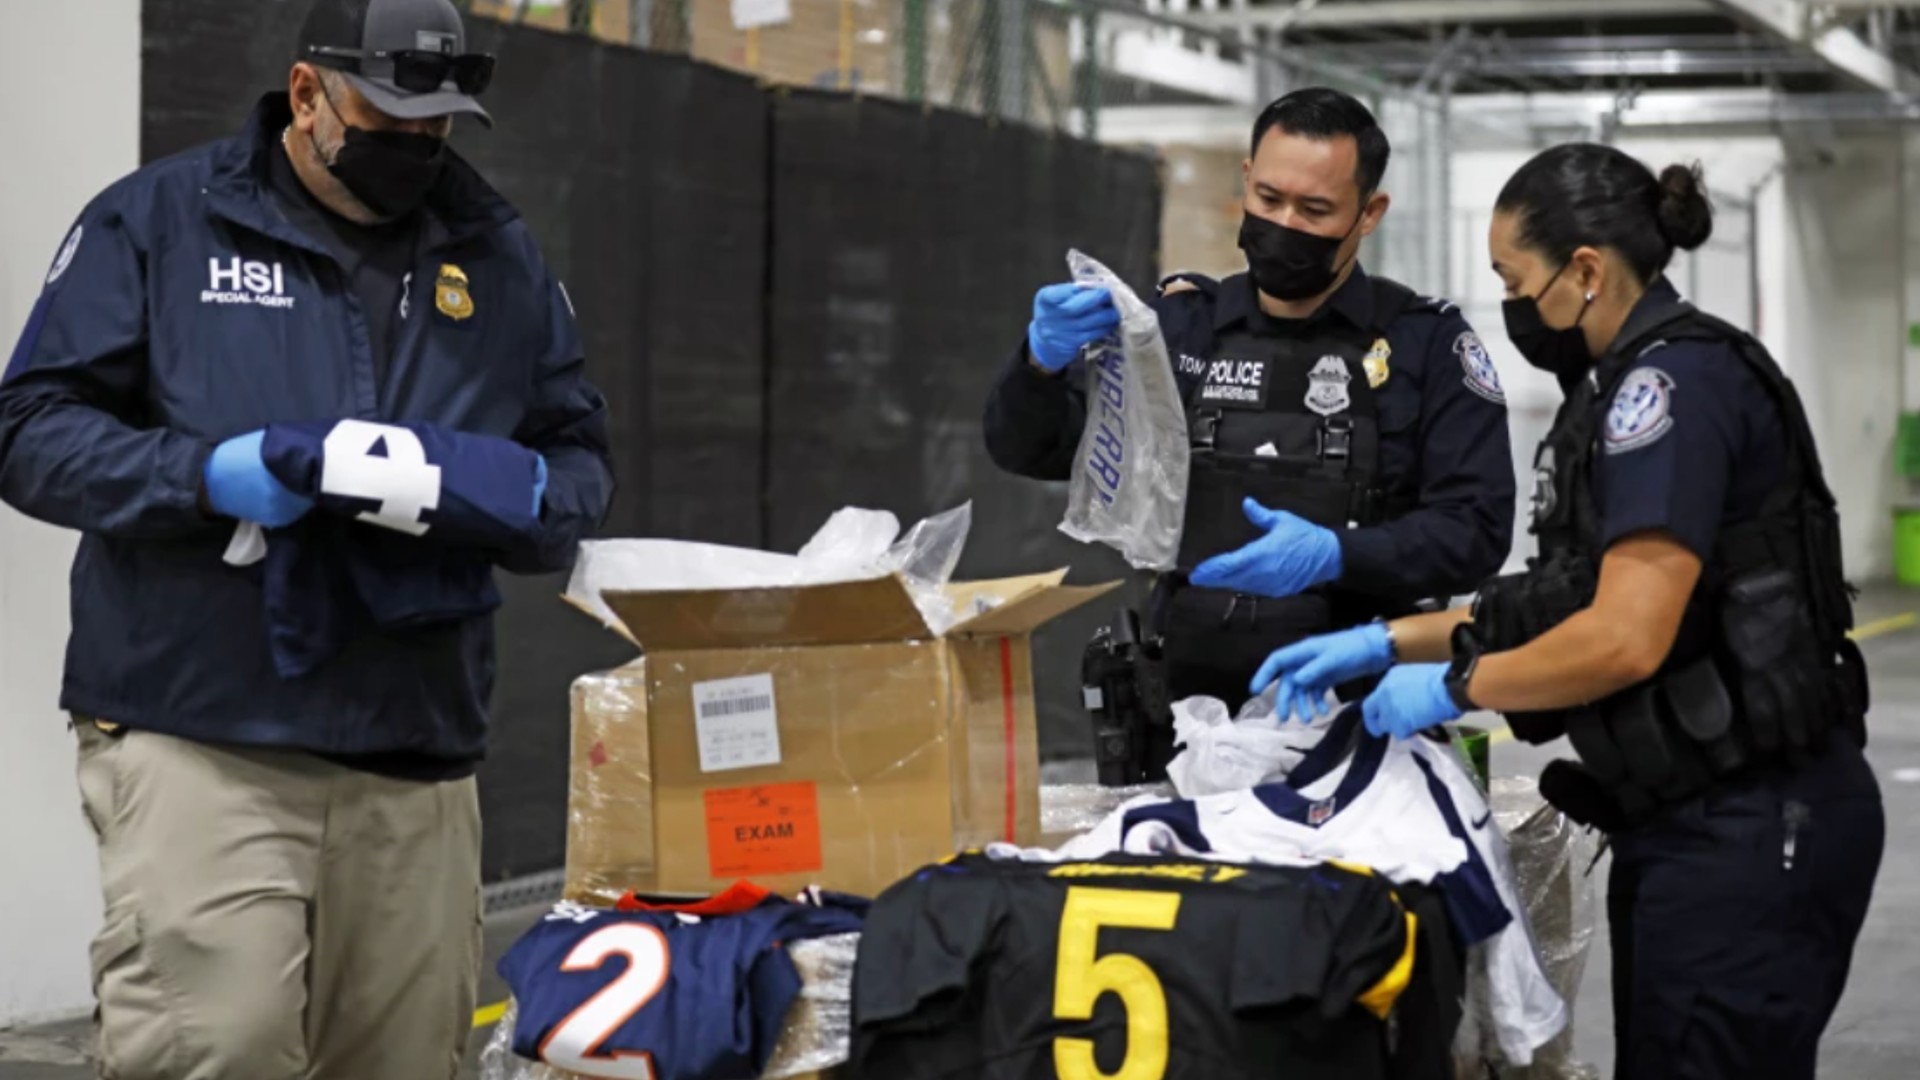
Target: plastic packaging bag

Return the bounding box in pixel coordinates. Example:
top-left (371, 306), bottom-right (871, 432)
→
top-left (1162, 687), bottom-right (1337, 798)
top-left (877, 502), bottom-right (972, 635)
top-left (1165, 701), bottom-right (1290, 798)
top-left (566, 502), bottom-right (973, 635)
top-left (1454, 776), bottom-right (1602, 1079)
top-left (1041, 780), bottom-right (1177, 839)
top-left (1058, 249), bottom-right (1191, 571)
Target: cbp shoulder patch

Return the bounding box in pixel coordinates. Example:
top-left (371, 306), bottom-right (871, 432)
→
top-left (1605, 367), bottom-right (1676, 454)
top-left (1454, 332), bottom-right (1505, 404)
top-left (47, 225), bottom-right (82, 285)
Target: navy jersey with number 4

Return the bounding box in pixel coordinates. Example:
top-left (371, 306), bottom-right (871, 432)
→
top-left (499, 886), bottom-right (866, 1080)
top-left (245, 419), bottom-right (545, 678)
top-left (262, 418), bottom-right (545, 547)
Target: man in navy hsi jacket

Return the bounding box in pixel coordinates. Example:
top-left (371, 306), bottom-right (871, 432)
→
top-left (0, 0), bottom-right (613, 1075)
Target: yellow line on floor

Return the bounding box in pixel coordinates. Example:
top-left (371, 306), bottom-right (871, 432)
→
top-left (1852, 611), bottom-right (1918, 642)
top-left (473, 1000), bottom-right (507, 1030)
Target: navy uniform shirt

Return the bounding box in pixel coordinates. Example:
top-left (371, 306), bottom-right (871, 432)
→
top-left (984, 266), bottom-right (1515, 600)
top-left (1591, 279), bottom-right (1785, 559)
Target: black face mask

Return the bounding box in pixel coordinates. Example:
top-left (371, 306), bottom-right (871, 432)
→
top-left (1502, 261), bottom-right (1595, 386)
top-left (312, 87), bottom-right (446, 220)
top-left (1238, 209), bottom-right (1361, 302)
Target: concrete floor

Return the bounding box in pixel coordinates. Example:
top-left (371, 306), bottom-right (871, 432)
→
top-left (6, 586), bottom-right (1919, 1078)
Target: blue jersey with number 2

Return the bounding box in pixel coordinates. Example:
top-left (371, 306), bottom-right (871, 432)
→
top-left (499, 891), bottom-right (866, 1080)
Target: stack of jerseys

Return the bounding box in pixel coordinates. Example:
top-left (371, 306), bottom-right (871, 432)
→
top-left (498, 883), bottom-right (867, 1079)
top-left (851, 852), bottom-right (1420, 1079)
top-left (990, 705), bottom-right (1568, 1066)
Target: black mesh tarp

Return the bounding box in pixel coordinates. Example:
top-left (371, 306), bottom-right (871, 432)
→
top-left (142, 5), bottom-right (1161, 881)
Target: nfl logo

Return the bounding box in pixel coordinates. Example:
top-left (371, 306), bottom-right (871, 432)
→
top-left (1308, 798), bottom-right (1336, 826)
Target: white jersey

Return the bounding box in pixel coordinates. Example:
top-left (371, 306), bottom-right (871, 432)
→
top-left (992, 706), bottom-right (1566, 1065)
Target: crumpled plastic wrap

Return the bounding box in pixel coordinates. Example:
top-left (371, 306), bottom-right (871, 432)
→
top-left (1058, 248), bottom-right (1191, 571)
top-left (1164, 688), bottom-right (1337, 797)
top-left (1040, 780), bottom-right (1176, 843)
top-left (566, 502), bottom-right (973, 636)
top-left (1455, 776), bottom-right (1602, 1080)
top-left (478, 932), bottom-right (861, 1080)
top-left (563, 659), bottom-right (653, 907)
top-left (757, 932), bottom-right (860, 1077)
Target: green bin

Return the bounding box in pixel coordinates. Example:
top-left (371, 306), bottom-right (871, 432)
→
top-left (1897, 506), bottom-right (1920, 588)
top-left (1899, 412), bottom-right (1920, 480)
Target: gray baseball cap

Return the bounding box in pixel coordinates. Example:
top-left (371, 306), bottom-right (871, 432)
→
top-left (299, 0), bottom-right (494, 128)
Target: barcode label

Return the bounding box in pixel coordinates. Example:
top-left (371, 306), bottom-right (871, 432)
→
top-left (692, 674), bottom-right (781, 773)
top-left (700, 694), bottom-right (774, 720)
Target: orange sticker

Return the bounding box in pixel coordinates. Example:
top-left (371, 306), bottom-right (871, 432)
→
top-left (704, 782), bottom-right (822, 879)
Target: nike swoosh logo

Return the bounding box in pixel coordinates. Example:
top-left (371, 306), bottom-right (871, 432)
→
top-left (1471, 811), bottom-right (1492, 830)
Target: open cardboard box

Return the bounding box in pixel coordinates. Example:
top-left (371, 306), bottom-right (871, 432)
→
top-left (564, 569), bottom-right (1119, 903)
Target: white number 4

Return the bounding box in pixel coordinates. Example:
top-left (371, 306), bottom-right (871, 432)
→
top-left (539, 923), bottom-right (671, 1079)
top-left (320, 420), bottom-right (442, 536)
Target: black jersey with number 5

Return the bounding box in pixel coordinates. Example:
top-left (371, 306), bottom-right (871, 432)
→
top-left (849, 852), bottom-right (1416, 1079)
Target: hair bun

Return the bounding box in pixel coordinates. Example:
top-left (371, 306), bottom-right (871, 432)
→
top-left (1655, 162), bottom-right (1714, 251)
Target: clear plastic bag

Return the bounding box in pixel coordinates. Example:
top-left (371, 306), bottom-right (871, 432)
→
top-left (1454, 776), bottom-right (1602, 1079)
top-left (1058, 249), bottom-right (1191, 571)
top-left (1041, 780), bottom-right (1177, 839)
top-left (567, 502), bottom-right (973, 636)
top-left (1164, 694), bottom-right (1298, 797)
top-left (1160, 687), bottom-right (1341, 798)
top-left (877, 502), bottom-right (972, 635)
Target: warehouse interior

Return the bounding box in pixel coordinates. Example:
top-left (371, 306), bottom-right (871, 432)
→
top-left (3, 0), bottom-right (1920, 1076)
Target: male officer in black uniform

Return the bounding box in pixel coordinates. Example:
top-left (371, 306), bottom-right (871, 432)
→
top-left (984, 88), bottom-right (1515, 711)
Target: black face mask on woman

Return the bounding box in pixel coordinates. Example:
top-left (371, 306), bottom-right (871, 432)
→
top-left (1502, 260), bottom-right (1595, 386)
top-left (311, 85), bottom-right (447, 220)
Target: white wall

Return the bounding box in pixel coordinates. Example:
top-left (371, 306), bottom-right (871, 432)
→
top-left (0, 0), bottom-right (142, 1027)
top-left (1450, 133), bottom-right (1904, 582)
top-left (1773, 133), bottom-right (1906, 581)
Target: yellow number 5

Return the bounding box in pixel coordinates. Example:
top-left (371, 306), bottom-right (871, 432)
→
top-left (1053, 887), bottom-right (1183, 1080)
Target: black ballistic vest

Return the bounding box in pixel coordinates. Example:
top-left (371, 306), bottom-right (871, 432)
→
top-left (1472, 298), bottom-right (1867, 826)
top-left (1175, 277), bottom-right (1421, 571)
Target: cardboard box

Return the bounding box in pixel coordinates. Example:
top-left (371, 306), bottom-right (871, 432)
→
top-left (565, 569), bottom-right (1118, 903)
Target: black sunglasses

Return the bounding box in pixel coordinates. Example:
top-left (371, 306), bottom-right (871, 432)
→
top-left (307, 45), bottom-right (495, 95)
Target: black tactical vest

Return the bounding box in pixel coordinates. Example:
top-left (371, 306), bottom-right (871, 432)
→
top-left (1473, 298), bottom-right (1867, 826)
top-left (1175, 277), bottom-right (1421, 571)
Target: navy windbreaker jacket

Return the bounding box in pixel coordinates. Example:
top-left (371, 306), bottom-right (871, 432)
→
top-left (0, 94), bottom-right (615, 763)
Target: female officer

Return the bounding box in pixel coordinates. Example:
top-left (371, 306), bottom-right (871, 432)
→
top-left (1244, 144), bottom-right (1885, 1080)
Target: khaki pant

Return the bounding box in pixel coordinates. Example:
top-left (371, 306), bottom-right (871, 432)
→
top-left (74, 721), bottom-right (483, 1080)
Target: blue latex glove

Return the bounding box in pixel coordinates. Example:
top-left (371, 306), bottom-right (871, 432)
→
top-left (1361, 664), bottom-right (1462, 741)
top-left (204, 430), bottom-right (313, 528)
top-left (532, 454), bottom-right (549, 518)
top-left (1251, 623), bottom-right (1395, 721)
top-left (1189, 498), bottom-right (1343, 598)
top-left (1027, 283), bottom-right (1119, 372)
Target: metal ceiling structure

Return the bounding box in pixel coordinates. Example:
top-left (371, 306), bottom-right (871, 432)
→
top-left (1114, 0), bottom-right (1920, 130)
